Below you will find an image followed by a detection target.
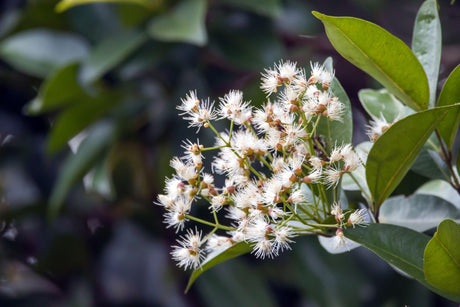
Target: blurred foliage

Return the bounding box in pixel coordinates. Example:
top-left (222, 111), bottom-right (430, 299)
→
top-left (0, 0), bottom-right (459, 306)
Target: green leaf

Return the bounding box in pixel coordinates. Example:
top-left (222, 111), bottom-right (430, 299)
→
top-left (411, 147), bottom-right (450, 181)
top-left (316, 57), bottom-right (353, 150)
top-left (345, 223), bottom-right (430, 282)
top-left (55, 0), bottom-right (157, 12)
top-left (185, 241), bottom-right (252, 293)
top-left (345, 223), bottom-right (460, 302)
top-left (221, 0), bottom-right (282, 18)
top-left (424, 219), bottom-right (460, 300)
top-left (79, 30), bottom-right (147, 84)
top-left (26, 62), bottom-right (85, 114)
top-left (366, 105), bottom-right (460, 208)
top-left (358, 88), bottom-right (413, 122)
top-left (416, 179), bottom-right (460, 210)
top-left (437, 64), bottom-right (460, 149)
top-left (86, 158), bottom-right (116, 200)
top-left (312, 12), bottom-right (429, 111)
top-left (379, 194), bottom-right (460, 232)
top-left (47, 94), bottom-right (117, 153)
top-left (48, 122), bottom-right (116, 220)
top-left (148, 0), bottom-right (207, 46)
top-left (411, 0), bottom-right (441, 107)
top-left (0, 29), bottom-right (89, 78)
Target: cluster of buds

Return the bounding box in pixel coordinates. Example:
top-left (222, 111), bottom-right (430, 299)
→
top-left (157, 61), bottom-right (368, 271)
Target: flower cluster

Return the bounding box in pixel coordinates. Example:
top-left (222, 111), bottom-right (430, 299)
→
top-left (157, 61), bottom-right (368, 271)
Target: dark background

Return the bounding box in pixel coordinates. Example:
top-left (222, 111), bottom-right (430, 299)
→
top-left (0, 0), bottom-right (459, 306)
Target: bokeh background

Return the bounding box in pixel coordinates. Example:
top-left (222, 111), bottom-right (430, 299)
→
top-left (0, 0), bottom-right (459, 306)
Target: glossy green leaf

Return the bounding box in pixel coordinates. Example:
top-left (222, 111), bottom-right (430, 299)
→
top-left (0, 29), bottom-right (89, 78)
top-left (412, 0), bottom-right (441, 107)
top-left (424, 219), bottom-right (460, 300)
top-left (221, 0), bottom-right (281, 18)
top-left (437, 65), bottom-right (460, 149)
top-left (366, 105), bottom-right (459, 208)
top-left (358, 88), bottom-right (413, 122)
top-left (345, 223), bottom-right (460, 302)
top-left (411, 147), bottom-right (450, 181)
top-left (345, 223), bottom-right (429, 281)
top-left (48, 122), bottom-right (116, 220)
top-left (79, 30), bottom-right (147, 84)
top-left (55, 0), bottom-right (157, 12)
top-left (148, 0), bottom-right (207, 46)
top-left (47, 94), bottom-right (117, 153)
top-left (185, 241), bottom-right (252, 293)
top-left (416, 179), bottom-right (460, 210)
top-left (379, 194), bottom-right (460, 232)
top-left (312, 12), bottom-right (429, 111)
top-left (316, 57), bottom-right (353, 150)
top-left (26, 63), bottom-right (85, 114)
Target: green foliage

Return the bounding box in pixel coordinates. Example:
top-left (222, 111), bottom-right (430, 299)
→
top-left (345, 223), bottom-right (460, 302)
top-left (55, 0), bottom-right (159, 12)
top-left (147, 0), bottom-right (207, 46)
top-left (312, 12), bottom-right (429, 111)
top-left (344, 223), bottom-right (430, 284)
top-left (358, 89), bottom-right (413, 122)
top-left (411, 0), bottom-right (441, 107)
top-left (379, 194), bottom-right (460, 232)
top-left (424, 219), bottom-right (460, 301)
top-left (0, 29), bottom-right (89, 77)
top-left (48, 122), bottom-right (117, 220)
top-left (79, 30), bottom-right (147, 84)
top-left (436, 64), bottom-right (460, 149)
top-left (365, 105), bottom-right (459, 210)
top-left (47, 93), bottom-right (119, 153)
top-left (26, 63), bottom-right (85, 114)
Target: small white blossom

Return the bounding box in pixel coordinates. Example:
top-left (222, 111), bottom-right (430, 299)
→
top-left (273, 227), bottom-right (294, 252)
top-left (171, 229), bottom-right (203, 270)
top-left (347, 209), bottom-right (368, 227)
top-left (252, 237), bottom-right (276, 259)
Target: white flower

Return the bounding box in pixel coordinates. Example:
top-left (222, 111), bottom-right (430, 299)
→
top-left (252, 236), bottom-right (276, 259)
top-left (330, 202), bottom-right (344, 224)
top-left (156, 194), bottom-right (175, 210)
top-left (261, 68), bottom-right (280, 96)
top-left (218, 90), bottom-right (253, 125)
top-left (177, 90), bottom-right (199, 114)
top-left (163, 197), bottom-right (191, 231)
top-left (277, 60), bottom-right (299, 83)
top-left (165, 177), bottom-right (185, 199)
top-left (367, 114), bottom-right (393, 142)
top-left (246, 218), bottom-right (271, 241)
top-left (309, 62), bottom-right (334, 88)
top-left (347, 209), bottom-right (368, 227)
top-left (309, 156), bottom-right (323, 170)
top-left (333, 228), bottom-right (348, 251)
top-left (273, 227), bottom-right (294, 252)
top-left (325, 98), bottom-right (344, 121)
top-left (171, 229), bottom-right (203, 270)
top-left (210, 195), bottom-right (227, 211)
top-left (170, 157), bottom-right (197, 182)
top-left (288, 189), bottom-right (305, 206)
top-left (342, 148), bottom-right (361, 172)
top-left (324, 167), bottom-right (343, 188)
top-left (206, 235), bottom-right (233, 253)
top-left (182, 98), bottom-right (216, 130)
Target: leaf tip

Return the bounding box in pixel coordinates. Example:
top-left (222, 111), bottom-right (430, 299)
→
top-left (311, 11), bottom-right (325, 20)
